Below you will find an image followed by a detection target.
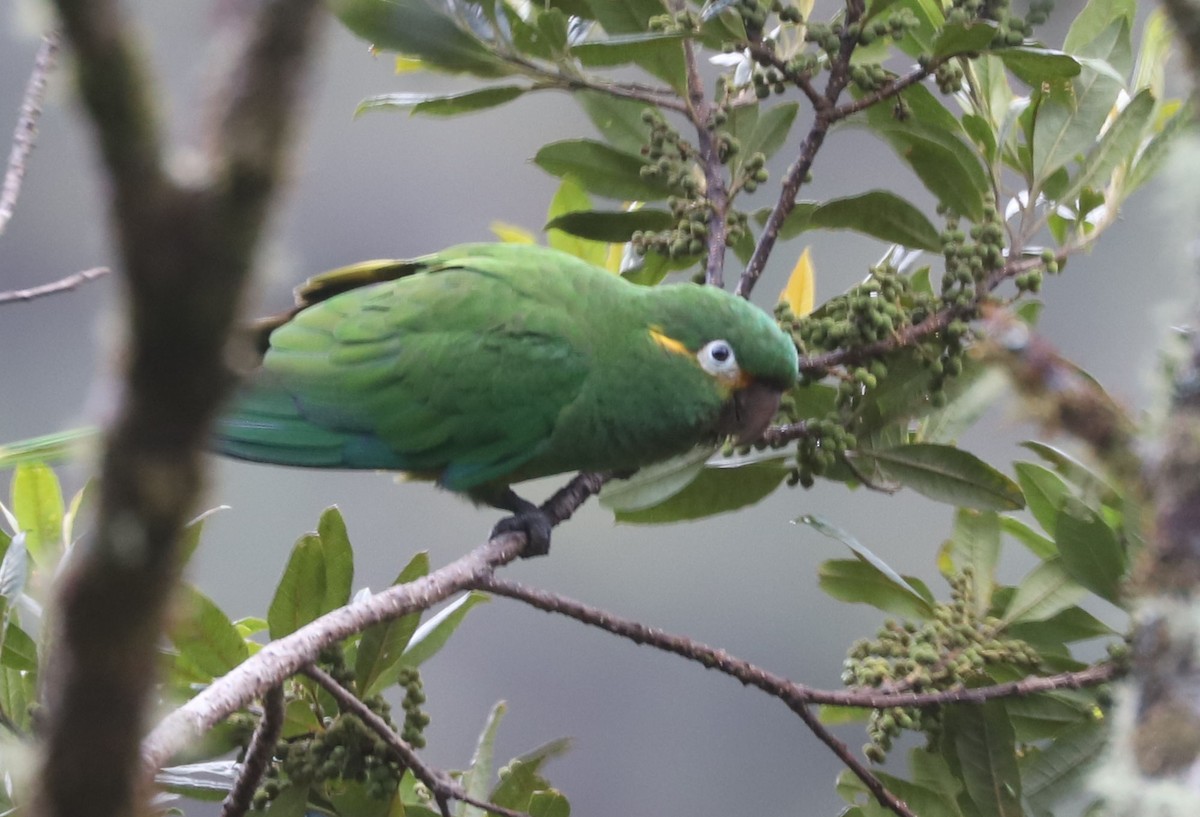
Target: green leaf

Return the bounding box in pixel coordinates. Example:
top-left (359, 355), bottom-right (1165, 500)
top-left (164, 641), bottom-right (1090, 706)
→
top-left (573, 32), bottom-right (683, 69)
top-left (402, 590), bottom-right (490, 667)
top-left (1013, 462), bottom-right (1071, 535)
top-left (1020, 719), bottom-right (1107, 813)
top-left (1058, 87), bottom-right (1155, 206)
top-left (490, 738), bottom-right (573, 810)
top-left (0, 533), bottom-right (28, 602)
top-left (600, 447), bottom-right (712, 513)
top-left (743, 102), bottom-right (800, 163)
top-left (1063, 0), bottom-right (1135, 56)
top-left (545, 177), bottom-right (608, 266)
top-left (460, 701), bottom-right (506, 817)
top-left (1005, 690), bottom-right (1097, 741)
top-left (799, 514), bottom-right (933, 605)
top-left (1000, 516), bottom-right (1057, 559)
top-left (170, 584), bottom-right (250, 679)
top-left (811, 192), bottom-right (942, 251)
top-left (998, 48), bottom-right (1081, 87)
top-left (947, 702), bottom-right (1023, 817)
top-left (819, 559), bottom-right (935, 620)
top-left (583, 0), bottom-right (685, 92)
top-left (10, 463), bottom-right (64, 566)
top-left (867, 124), bottom-right (988, 219)
top-left (268, 534), bottom-right (326, 640)
top-left (357, 552), bottom-right (430, 697)
top-left (534, 140), bottom-right (674, 200)
top-left (861, 444), bottom-right (1025, 511)
top-left (528, 790), bottom-right (571, 817)
top-left (614, 461), bottom-right (787, 524)
top-left (1019, 442), bottom-right (1119, 505)
top-left (1055, 498), bottom-right (1124, 603)
top-left (356, 86), bottom-right (528, 117)
top-left (918, 368), bottom-right (1008, 444)
top-left (544, 209), bottom-right (674, 242)
top-left (1003, 559), bottom-right (1088, 624)
top-left (1007, 604), bottom-right (1116, 645)
top-left (0, 621), bottom-right (37, 672)
top-left (330, 0), bottom-right (513, 77)
top-left (262, 781), bottom-right (309, 817)
top-left (836, 768), bottom-right (962, 817)
top-left (180, 505), bottom-right (228, 566)
top-left (1127, 100), bottom-right (1192, 193)
top-left (932, 21), bottom-right (999, 58)
top-left (948, 510), bottom-right (1000, 614)
top-left (0, 664), bottom-right (35, 731)
top-left (576, 90), bottom-right (653, 154)
top-left (318, 506), bottom-right (354, 614)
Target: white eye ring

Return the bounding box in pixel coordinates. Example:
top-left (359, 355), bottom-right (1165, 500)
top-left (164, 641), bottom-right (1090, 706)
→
top-left (698, 339), bottom-right (739, 376)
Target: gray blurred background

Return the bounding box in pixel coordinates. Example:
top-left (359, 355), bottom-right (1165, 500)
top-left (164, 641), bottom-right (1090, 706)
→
top-left (0, 1), bottom-right (1189, 814)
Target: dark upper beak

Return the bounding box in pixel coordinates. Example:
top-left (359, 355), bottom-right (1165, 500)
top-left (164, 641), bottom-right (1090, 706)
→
top-left (716, 379), bottom-right (785, 443)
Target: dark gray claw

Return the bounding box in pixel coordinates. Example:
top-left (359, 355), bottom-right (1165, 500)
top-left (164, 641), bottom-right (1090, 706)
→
top-left (490, 489), bottom-right (553, 557)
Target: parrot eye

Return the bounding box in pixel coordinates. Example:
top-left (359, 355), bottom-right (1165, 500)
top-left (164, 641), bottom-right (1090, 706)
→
top-left (698, 339), bottom-right (739, 376)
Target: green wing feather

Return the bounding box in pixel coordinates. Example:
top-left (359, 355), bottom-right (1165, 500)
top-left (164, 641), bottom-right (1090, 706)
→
top-left (216, 245), bottom-right (593, 491)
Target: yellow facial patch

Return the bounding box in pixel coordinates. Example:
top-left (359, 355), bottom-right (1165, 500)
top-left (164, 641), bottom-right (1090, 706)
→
top-left (649, 327), bottom-right (691, 358)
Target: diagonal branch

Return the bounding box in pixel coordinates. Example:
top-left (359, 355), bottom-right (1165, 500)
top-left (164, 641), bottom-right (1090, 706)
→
top-left (0, 266), bottom-right (109, 305)
top-left (0, 31), bottom-right (59, 237)
top-left (220, 685), bottom-right (284, 817)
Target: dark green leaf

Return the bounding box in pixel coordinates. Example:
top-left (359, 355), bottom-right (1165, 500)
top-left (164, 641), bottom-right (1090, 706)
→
top-left (402, 591), bottom-right (490, 667)
top-left (170, 584), bottom-right (250, 679)
top-left (1014, 462), bottom-right (1071, 535)
top-left (268, 534), bottom-right (326, 640)
top-left (10, 463), bottom-right (63, 566)
top-left (535, 139), bottom-right (674, 200)
top-left (949, 510), bottom-right (1000, 613)
top-left (317, 506), bottom-right (354, 614)
top-left (932, 21), bottom-right (999, 58)
top-left (600, 448), bottom-right (712, 513)
top-left (868, 125), bottom-right (988, 219)
top-left (528, 790), bottom-right (571, 817)
top-left (836, 767), bottom-right (962, 817)
top-left (1020, 719), bottom-right (1107, 813)
top-left (1055, 498), bottom-right (1125, 603)
top-left (1003, 559), bottom-right (1087, 624)
top-left (545, 208), bottom-right (674, 241)
top-left (576, 90), bottom-right (653, 154)
top-left (0, 621), bottom-right (37, 672)
top-left (998, 48), bottom-right (1081, 86)
top-left (819, 559), bottom-right (935, 619)
top-left (812, 192), bottom-right (942, 251)
top-left (330, 0), bottom-right (512, 77)
top-left (861, 444), bottom-right (1025, 510)
top-left (615, 460), bottom-right (787, 524)
top-left (1007, 604), bottom-right (1116, 645)
top-left (356, 86), bottom-right (528, 117)
top-left (356, 552), bottom-right (430, 697)
top-left (545, 176), bottom-right (607, 266)
top-left (1006, 690), bottom-right (1098, 741)
top-left (947, 702), bottom-right (1023, 817)
top-left (490, 738), bottom-right (572, 810)
top-left (578, 0), bottom-right (684, 91)
top-left (573, 32), bottom-right (682, 67)
top-left (744, 102), bottom-right (800, 163)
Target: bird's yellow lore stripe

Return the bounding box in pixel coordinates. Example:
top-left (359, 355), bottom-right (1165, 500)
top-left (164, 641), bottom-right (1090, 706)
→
top-left (649, 327), bottom-right (690, 357)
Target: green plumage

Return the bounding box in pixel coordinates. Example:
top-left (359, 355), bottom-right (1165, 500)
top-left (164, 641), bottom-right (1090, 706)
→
top-left (216, 243), bottom-right (798, 507)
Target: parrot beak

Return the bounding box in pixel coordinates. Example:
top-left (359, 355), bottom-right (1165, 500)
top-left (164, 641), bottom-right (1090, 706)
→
top-left (717, 379), bottom-right (784, 443)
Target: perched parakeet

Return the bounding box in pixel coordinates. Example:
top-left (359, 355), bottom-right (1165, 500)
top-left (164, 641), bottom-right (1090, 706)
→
top-left (217, 243), bottom-right (798, 554)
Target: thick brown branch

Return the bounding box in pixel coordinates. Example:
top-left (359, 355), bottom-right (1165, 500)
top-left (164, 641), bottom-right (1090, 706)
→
top-left (220, 685), bottom-right (284, 817)
top-left (0, 266), bottom-right (109, 305)
top-left (0, 32), bottom-right (58, 236)
top-left (304, 666), bottom-right (527, 817)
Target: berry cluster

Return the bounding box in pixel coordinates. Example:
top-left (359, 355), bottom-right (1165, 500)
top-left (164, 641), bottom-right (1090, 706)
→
top-left (841, 570), bottom-right (1042, 761)
top-left (248, 650), bottom-right (430, 810)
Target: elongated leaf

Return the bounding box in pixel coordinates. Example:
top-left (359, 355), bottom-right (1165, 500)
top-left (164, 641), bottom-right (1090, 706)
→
top-left (780, 247), bottom-right (815, 316)
top-left (545, 208), bottom-right (674, 242)
top-left (0, 622), bottom-right (37, 672)
top-left (573, 32), bottom-right (682, 67)
top-left (0, 533), bottom-right (27, 602)
top-left (819, 559), bottom-right (935, 619)
top-left (528, 790), bottom-right (571, 817)
top-left (1000, 516), bottom-right (1057, 559)
top-left (999, 47), bottom-right (1081, 87)
top-left (402, 590), bottom-right (490, 666)
top-left (812, 191), bottom-right (942, 251)
top-left (1003, 559), bottom-right (1088, 624)
top-left (490, 738), bottom-right (572, 810)
top-left (799, 514), bottom-right (931, 602)
top-left (861, 444), bottom-right (1025, 510)
top-left (869, 125), bottom-right (987, 220)
top-left (357, 552), bottom-right (430, 697)
top-left (356, 86), bottom-right (527, 117)
top-left (535, 140), bottom-right (674, 200)
top-left (330, 0), bottom-right (512, 77)
top-left (1055, 498), bottom-right (1124, 603)
top-left (744, 102), bottom-right (800, 163)
top-left (1063, 0), bottom-right (1135, 56)
top-left (1058, 87), bottom-right (1154, 205)
top-left (170, 584), bottom-right (250, 679)
top-left (836, 768), bottom-right (962, 817)
top-left (268, 534), bottom-right (326, 640)
top-left (461, 701), bottom-right (507, 817)
top-left (948, 702), bottom-right (1023, 817)
top-left (0, 665), bottom-right (35, 732)
top-left (1127, 100), bottom-right (1192, 193)
top-left (1019, 442), bottom-right (1119, 504)
top-left (10, 463), bottom-right (63, 565)
top-left (932, 21), bottom-right (999, 58)
top-left (1014, 462), bottom-right (1071, 534)
top-left (600, 447), bottom-right (712, 513)
top-left (318, 506), bottom-right (354, 614)
top-left (576, 90), bottom-right (653, 154)
top-left (949, 509), bottom-right (1000, 614)
top-left (1007, 603), bottom-right (1115, 645)
top-left (1020, 719), bottom-right (1107, 812)
top-left (615, 461), bottom-right (788, 524)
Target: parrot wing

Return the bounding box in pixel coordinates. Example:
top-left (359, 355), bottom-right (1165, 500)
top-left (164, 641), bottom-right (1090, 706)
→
top-left (216, 252), bottom-right (592, 491)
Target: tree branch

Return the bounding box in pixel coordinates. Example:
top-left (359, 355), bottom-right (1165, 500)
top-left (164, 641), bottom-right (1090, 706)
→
top-left (0, 266), bottom-right (109, 305)
top-left (140, 471), bottom-right (610, 778)
top-left (33, 3), bottom-right (324, 817)
top-left (220, 685), bottom-right (284, 817)
top-left (0, 31), bottom-right (58, 237)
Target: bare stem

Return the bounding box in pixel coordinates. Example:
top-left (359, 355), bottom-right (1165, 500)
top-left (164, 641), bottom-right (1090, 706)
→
top-left (0, 31), bottom-right (59, 237)
top-left (220, 686), bottom-right (284, 817)
top-left (0, 266), bottom-right (109, 305)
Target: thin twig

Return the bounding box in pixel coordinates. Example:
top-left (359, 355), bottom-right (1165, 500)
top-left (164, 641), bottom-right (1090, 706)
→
top-left (304, 666), bottom-right (529, 817)
top-left (0, 266), bottom-right (109, 305)
top-left (220, 685), bottom-right (284, 817)
top-left (0, 31), bottom-right (59, 236)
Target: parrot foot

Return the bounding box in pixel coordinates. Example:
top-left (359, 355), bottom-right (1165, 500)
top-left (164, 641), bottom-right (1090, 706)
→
top-left (490, 490), bottom-right (553, 557)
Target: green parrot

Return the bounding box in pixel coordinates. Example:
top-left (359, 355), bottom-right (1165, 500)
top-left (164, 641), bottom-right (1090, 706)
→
top-left (3, 243), bottom-right (799, 554)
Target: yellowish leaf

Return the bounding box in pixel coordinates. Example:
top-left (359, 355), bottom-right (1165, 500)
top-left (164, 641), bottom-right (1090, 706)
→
top-left (604, 243), bottom-right (625, 274)
top-left (394, 56), bottom-right (424, 74)
top-left (490, 222), bottom-right (537, 244)
top-left (779, 246), bottom-right (815, 316)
